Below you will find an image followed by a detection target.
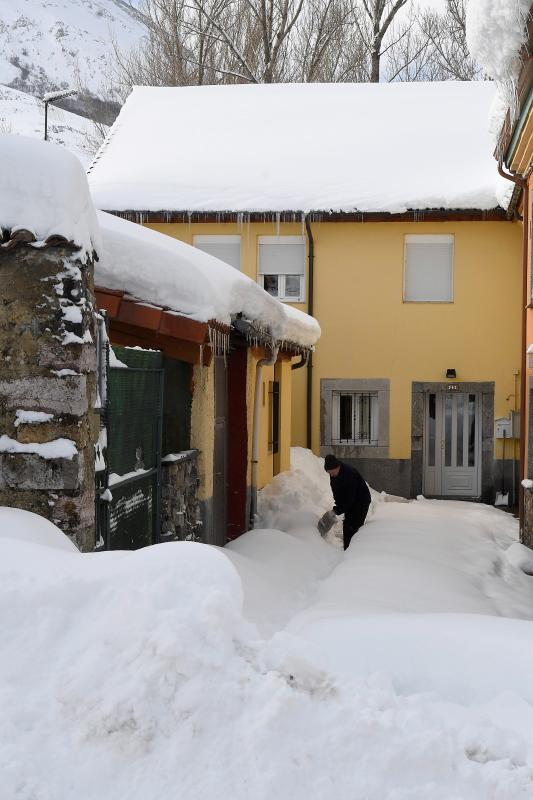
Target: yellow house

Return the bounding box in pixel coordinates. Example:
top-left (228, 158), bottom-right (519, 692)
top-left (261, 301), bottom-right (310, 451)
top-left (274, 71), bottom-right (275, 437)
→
top-left (89, 81), bottom-right (522, 504)
top-left (94, 212), bottom-right (319, 546)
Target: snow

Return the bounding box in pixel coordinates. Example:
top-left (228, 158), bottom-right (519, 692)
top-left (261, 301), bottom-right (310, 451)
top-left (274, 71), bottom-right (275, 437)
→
top-left (0, 0), bottom-right (145, 101)
top-left (109, 346), bottom-right (128, 368)
top-left (466, 1), bottom-right (531, 88)
top-left (108, 468), bottom-right (149, 486)
top-left (0, 134), bottom-right (100, 258)
top-left (522, 478), bottom-right (533, 489)
top-left (466, 1), bottom-right (531, 143)
top-left (0, 434), bottom-right (78, 459)
top-left (14, 409), bottom-right (53, 427)
top-left (51, 368), bottom-right (78, 377)
top-left (96, 210), bottom-right (321, 347)
top-left (0, 85), bottom-right (102, 167)
top-left (89, 82), bottom-right (509, 214)
top-left (2, 451), bottom-right (533, 798)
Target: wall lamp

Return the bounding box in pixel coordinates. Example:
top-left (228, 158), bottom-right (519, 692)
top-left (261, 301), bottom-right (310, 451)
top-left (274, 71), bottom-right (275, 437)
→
top-left (446, 368), bottom-right (457, 380)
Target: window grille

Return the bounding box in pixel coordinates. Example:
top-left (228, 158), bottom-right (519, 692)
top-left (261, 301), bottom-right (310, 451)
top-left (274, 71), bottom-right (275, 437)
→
top-left (331, 391), bottom-right (378, 445)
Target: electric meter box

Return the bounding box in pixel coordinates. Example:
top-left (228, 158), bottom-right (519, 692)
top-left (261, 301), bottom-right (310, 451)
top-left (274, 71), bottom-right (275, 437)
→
top-left (495, 416), bottom-right (512, 439)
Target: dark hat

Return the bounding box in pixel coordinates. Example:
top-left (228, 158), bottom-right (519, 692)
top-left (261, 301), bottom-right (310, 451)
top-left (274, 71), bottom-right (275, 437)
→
top-left (324, 454), bottom-right (340, 471)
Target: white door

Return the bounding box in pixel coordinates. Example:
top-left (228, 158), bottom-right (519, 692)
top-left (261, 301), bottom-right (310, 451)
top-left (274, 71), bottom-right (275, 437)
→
top-left (423, 392), bottom-right (481, 497)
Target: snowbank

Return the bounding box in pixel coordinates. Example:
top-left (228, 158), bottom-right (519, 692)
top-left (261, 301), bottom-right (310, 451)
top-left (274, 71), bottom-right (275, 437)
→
top-left (96, 211), bottom-right (320, 347)
top-left (89, 82), bottom-right (509, 213)
top-left (0, 134), bottom-right (100, 257)
top-left (257, 446), bottom-right (382, 538)
top-left (2, 500), bottom-right (533, 799)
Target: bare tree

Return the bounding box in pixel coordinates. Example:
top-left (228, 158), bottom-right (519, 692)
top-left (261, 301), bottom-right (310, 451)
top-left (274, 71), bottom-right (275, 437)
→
top-left (111, 0), bottom-right (481, 94)
top-left (357, 0), bottom-right (409, 82)
top-left (420, 0), bottom-right (480, 81)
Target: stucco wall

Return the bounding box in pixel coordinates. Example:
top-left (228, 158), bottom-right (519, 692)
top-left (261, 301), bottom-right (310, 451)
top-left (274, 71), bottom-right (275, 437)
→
top-left (145, 218), bottom-right (522, 497)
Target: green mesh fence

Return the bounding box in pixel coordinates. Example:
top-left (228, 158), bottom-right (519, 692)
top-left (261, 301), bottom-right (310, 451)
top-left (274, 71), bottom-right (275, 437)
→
top-left (105, 346), bottom-right (163, 550)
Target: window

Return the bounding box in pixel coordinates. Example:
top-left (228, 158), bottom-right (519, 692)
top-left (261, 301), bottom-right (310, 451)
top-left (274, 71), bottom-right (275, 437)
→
top-left (404, 234), bottom-right (454, 302)
top-left (194, 235), bottom-right (241, 270)
top-left (332, 392), bottom-right (378, 445)
top-left (268, 380), bottom-right (280, 454)
top-left (258, 236), bottom-right (305, 302)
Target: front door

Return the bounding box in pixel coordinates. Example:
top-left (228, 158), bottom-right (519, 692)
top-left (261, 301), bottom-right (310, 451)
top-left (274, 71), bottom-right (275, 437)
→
top-left (423, 391), bottom-right (481, 497)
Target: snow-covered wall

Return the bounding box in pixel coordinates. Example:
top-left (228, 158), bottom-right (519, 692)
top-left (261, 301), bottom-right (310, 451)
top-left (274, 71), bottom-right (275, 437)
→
top-left (0, 134), bottom-right (100, 258)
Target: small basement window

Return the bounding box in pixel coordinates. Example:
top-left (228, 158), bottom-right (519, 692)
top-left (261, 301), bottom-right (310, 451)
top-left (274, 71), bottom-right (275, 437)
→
top-left (332, 391), bottom-right (378, 445)
top-left (404, 234), bottom-right (454, 302)
top-left (194, 235), bottom-right (241, 270)
top-left (258, 236), bottom-right (305, 302)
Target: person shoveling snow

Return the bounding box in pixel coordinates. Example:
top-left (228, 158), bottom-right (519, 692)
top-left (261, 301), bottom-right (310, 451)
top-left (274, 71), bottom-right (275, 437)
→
top-left (318, 455), bottom-right (371, 549)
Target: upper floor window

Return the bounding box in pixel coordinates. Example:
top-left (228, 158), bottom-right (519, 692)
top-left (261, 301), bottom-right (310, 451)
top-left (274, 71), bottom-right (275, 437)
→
top-left (258, 236), bottom-right (305, 302)
top-left (404, 234), bottom-right (454, 302)
top-left (194, 235), bottom-right (241, 270)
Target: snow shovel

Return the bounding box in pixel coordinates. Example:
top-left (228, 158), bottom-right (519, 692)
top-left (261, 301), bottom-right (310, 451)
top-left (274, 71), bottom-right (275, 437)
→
top-left (317, 510), bottom-right (337, 537)
top-left (495, 430), bottom-right (509, 507)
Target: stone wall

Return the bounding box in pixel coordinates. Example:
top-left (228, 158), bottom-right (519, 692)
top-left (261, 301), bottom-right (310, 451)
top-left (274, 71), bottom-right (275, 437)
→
top-left (160, 450), bottom-right (202, 541)
top-left (522, 487), bottom-right (533, 550)
top-left (0, 245), bottom-right (98, 551)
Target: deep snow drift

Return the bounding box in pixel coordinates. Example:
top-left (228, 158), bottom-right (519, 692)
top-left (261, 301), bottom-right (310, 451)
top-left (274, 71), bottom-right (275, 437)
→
top-left (2, 452), bottom-right (533, 799)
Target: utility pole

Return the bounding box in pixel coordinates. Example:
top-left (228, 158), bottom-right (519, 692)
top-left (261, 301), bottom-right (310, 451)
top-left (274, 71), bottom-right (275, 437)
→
top-left (43, 89), bottom-right (77, 141)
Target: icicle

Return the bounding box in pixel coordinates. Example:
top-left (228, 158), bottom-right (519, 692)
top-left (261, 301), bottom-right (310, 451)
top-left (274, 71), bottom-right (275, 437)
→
top-left (275, 212), bottom-right (280, 237)
top-left (301, 212), bottom-right (306, 236)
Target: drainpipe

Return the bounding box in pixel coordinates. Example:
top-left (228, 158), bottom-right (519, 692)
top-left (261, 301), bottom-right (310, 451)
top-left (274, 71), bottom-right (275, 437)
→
top-left (291, 351), bottom-right (309, 370)
top-left (250, 342), bottom-right (279, 527)
top-left (498, 161), bottom-right (528, 527)
top-left (305, 216), bottom-right (315, 450)
top-left (520, 180), bottom-right (530, 531)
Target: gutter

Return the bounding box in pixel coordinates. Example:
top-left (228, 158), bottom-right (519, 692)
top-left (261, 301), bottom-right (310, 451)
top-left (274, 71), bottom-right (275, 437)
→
top-left (505, 83), bottom-right (533, 169)
top-left (305, 216), bottom-right (315, 450)
top-left (250, 341), bottom-right (279, 527)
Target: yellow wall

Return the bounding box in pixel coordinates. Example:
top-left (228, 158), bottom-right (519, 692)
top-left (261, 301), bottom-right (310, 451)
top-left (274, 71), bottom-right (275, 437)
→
top-left (147, 219), bottom-right (522, 469)
top-left (310, 220), bottom-right (522, 460)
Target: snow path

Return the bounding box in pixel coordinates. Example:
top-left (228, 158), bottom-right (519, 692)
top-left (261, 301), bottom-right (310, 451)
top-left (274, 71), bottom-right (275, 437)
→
top-left (2, 454), bottom-right (533, 799)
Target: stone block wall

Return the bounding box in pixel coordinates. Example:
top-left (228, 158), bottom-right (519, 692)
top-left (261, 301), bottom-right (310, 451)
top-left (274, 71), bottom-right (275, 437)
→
top-left (160, 450), bottom-right (201, 541)
top-left (522, 487), bottom-right (533, 550)
top-left (0, 245), bottom-right (98, 550)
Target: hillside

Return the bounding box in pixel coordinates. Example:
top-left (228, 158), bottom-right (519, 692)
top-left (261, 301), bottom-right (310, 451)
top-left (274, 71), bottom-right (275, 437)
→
top-left (0, 0), bottom-right (144, 103)
top-left (0, 85), bottom-right (101, 165)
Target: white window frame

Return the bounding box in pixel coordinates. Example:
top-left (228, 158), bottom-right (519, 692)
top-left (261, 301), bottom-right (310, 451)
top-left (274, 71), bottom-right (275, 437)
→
top-left (331, 391), bottom-right (379, 445)
top-left (193, 234), bottom-right (241, 270)
top-left (257, 235), bottom-right (306, 302)
top-left (403, 234), bottom-right (454, 303)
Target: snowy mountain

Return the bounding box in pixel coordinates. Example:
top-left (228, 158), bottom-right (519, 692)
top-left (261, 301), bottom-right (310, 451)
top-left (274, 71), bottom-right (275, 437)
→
top-left (0, 85), bottom-right (103, 165)
top-left (0, 0), bottom-right (145, 102)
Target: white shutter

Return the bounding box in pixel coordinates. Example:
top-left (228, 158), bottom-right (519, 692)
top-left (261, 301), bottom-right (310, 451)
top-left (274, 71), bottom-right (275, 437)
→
top-left (404, 235), bottom-right (453, 302)
top-left (258, 236), bottom-right (305, 276)
top-left (194, 235), bottom-right (241, 270)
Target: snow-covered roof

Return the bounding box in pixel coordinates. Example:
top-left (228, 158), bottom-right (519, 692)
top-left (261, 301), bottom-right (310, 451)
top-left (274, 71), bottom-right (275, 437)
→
top-left (0, 134), bottom-right (100, 257)
top-left (96, 211), bottom-right (321, 349)
top-left (89, 81), bottom-right (509, 214)
top-left (466, 0), bottom-right (531, 87)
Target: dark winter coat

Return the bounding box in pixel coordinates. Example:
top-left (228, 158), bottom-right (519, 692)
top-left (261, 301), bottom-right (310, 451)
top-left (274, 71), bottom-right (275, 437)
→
top-left (330, 462), bottom-right (371, 517)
